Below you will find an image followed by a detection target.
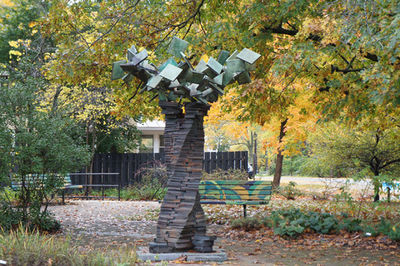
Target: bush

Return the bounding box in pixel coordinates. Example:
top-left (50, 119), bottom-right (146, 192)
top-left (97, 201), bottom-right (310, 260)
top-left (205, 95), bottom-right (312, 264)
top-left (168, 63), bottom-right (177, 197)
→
top-left (363, 218), bottom-right (400, 241)
top-left (0, 200), bottom-right (60, 232)
top-left (230, 217), bottom-right (269, 231)
top-left (0, 228), bottom-right (137, 265)
top-left (0, 57), bottom-right (91, 233)
top-left (277, 182), bottom-right (302, 200)
top-left (387, 224), bottom-right (400, 241)
top-left (340, 216), bottom-right (363, 233)
top-left (270, 209), bottom-right (340, 238)
top-left (202, 168), bottom-right (248, 180)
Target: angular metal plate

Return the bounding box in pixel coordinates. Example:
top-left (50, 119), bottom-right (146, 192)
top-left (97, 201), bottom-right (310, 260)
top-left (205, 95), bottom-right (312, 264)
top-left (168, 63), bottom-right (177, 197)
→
top-left (217, 50), bottom-right (230, 65)
top-left (140, 60), bottom-right (157, 73)
top-left (159, 58), bottom-right (178, 72)
top-left (235, 71), bottom-right (252, 84)
top-left (120, 62), bottom-right (137, 73)
top-left (159, 64), bottom-right (183, 81)
top-left (131, 49), bottom-right (148, 65)
top-left (237, 48), bottom-right (261, 65)
top-left (168, 37), bottom-right (189, 58)
top-left (194, 59), bottom-right (208, 73)
top-left (212, 73), bottom-right (223, 86)
top-left (122, 73), bottom-right (133, 84)
top-left (146, 75), bottom-right (163, 89)
top-left (180, 52), bottom-right (194, 70)
top-left (111, 60), bottom-right (127, 80)
top-left (222, 68), bottom-right (234, 86)
top-left (202, 88), bottom-right (213, 97)
top-left (207, 57), bottom-right (223, 74)
top-left (226, 59), bottom-right (245, 73)
top-left (127, 45), bottom-right (137, 61)
top-left (226, 50), bottom-right (238, 61)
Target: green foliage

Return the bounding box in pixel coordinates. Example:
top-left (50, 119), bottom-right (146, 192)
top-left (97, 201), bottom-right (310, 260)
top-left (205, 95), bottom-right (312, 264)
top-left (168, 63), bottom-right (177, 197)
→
top-left (340, 217), bottom-right (363, 233)
top-left (0, 227), bottom-right (137, 265)
top-left (270, 209), bottom-right (339, 238)
top-left (362, 218), bottom-right (400, 242)
top-left (277, 181), bottom-right (302, 200)
top-left (202, 168), bottom-right (248, 181)
top-left (307, 122), bottom-right (400, 201)
top-left (0, 55), bottom-right (90, 232)
top-left (94, 117), bottom-right (141, 153)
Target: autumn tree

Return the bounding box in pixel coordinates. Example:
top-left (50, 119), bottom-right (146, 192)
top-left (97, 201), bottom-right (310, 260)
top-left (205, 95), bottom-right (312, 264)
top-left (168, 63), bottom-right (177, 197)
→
top-left (39, 0), bottom-right (400, 188)
top-left (188, 0), bottom-right (400, 186)
top-left (308, 121), bottom-right (400, 201)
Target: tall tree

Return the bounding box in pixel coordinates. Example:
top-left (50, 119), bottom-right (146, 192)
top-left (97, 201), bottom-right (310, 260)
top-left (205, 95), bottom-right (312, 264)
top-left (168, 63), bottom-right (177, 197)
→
top-left (308, 120), bottom-right (400, 201)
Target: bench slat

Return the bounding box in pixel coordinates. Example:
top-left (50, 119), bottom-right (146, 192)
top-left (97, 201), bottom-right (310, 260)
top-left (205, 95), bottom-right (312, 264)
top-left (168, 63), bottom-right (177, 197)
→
top-left (199, 189), bottom-right (272, 195)
top-left (200, 180), bottom-right (272, 185)
top-left (201, 196), bottom-right (270, 201)
top-left (199, 180), bottom-right (272, 202)
top-left (201, 200), bottom-right (270, 205)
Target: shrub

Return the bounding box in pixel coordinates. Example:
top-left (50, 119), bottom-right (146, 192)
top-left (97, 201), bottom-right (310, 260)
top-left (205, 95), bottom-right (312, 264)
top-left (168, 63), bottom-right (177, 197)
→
top-left (269, 209), bottom-right (339, 238)
top-left (0, 60), bottom-right (91, 233)
top-left (202, 168), bottom-right (248, 181)
top-left (230, 217), bottom-right (263, 231)
top-left (387, 223), bottom-right (400, 241)
top-left (340, 216), bottom-right (363, 233)
top-left (277, 181), bottom-right (302, 200)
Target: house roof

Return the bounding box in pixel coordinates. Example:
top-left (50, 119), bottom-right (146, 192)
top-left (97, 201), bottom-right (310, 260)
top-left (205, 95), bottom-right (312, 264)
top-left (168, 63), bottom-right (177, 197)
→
top-left (136, 120), bottom-right (165, 132)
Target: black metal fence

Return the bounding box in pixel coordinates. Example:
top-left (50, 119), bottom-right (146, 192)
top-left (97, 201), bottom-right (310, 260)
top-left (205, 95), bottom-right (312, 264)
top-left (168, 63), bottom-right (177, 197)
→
top-left (70, 151), bottom-right (248, 187)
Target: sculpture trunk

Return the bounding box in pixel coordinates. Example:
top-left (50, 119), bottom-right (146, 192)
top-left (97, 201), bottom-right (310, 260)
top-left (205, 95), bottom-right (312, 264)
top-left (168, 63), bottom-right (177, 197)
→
top-left (150, 101), bottom-right (210, 253)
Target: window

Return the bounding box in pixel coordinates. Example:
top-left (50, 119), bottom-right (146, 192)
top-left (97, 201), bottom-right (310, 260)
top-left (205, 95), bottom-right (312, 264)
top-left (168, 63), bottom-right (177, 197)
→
top-left (159, 135), bottom-right (165, 154)
top-left (140, 135), bottom-right (153, 152)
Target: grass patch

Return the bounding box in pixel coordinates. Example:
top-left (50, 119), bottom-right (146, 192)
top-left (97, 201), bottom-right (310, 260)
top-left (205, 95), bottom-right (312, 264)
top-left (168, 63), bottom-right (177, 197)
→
top-left (0, 228), bottom-right (137, 265)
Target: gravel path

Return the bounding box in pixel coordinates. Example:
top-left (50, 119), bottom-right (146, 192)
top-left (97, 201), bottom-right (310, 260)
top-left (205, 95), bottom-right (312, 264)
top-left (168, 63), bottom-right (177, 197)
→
top-left (48, 200), bottom-right (400, 265)
top-left (48, 200), bottom-right (159, 247)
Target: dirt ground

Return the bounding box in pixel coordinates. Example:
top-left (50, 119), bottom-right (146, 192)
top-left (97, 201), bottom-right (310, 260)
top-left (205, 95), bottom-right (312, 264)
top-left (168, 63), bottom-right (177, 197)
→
top-left (48, 200), bottom-right (400, 265)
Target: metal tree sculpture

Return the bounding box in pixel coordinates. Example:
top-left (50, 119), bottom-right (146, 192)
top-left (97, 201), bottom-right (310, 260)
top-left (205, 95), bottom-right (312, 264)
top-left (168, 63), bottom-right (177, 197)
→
top-left (112, 37), bottom-right (260, 253)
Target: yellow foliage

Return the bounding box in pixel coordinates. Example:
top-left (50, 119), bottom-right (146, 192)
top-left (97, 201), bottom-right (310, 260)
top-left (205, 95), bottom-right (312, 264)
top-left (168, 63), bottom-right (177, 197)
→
top-left (9, 50), bottom-right (22, 57)
top-left (0, 0), bottom-right (13, 6)
top-left (8, 40), bottom-right (19, 48)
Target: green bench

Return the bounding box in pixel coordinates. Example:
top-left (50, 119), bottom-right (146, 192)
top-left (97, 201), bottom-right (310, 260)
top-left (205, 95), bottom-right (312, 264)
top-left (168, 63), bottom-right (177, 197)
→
top-left (199, 180), bottom-right (273, 217)
top-left (11, 174), bottom-right (82, 204)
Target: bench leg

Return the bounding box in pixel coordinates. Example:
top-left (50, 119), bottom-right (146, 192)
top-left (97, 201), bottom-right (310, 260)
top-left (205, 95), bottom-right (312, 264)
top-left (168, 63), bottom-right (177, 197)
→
top-left (62, 190), bottom-right (65, 205)
top-left (243, 204), bottom-right (247, 218)
top-left (118, 186), bottom-right (121, 201)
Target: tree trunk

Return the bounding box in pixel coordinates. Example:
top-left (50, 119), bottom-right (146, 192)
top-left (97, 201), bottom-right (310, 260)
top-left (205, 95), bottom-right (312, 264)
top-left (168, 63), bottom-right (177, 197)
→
top-left (272, 119), bottom-right (288, 188)
top-left (253, 132), bottom-right (257, 177)
top-left (372, 171), bottom-right (380, 202)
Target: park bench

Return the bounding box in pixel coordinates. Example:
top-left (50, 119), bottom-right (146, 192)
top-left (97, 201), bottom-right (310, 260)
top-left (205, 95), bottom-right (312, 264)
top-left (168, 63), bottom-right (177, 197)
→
top-left (11, 174), bottom-right (82, 204)
top-left (11, 173), bottom-right (122, 203)
top-left (199, 180), bottom-right (273, 217)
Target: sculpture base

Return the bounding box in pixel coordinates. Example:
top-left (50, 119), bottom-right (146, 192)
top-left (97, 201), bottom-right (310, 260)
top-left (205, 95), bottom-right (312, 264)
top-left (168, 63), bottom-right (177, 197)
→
top-left (149, 235), bottom-right (217, 253)
top-left (148, 242), bottom-right (172, 253)
top-left (193, 235), bottom-right (217, 253)
top-left (138, 247), bottom-right (227, 262)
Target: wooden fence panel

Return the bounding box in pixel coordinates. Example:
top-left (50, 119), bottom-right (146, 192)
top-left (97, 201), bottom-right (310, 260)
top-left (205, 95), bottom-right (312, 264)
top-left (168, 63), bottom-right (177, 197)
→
top-left (71, 151), bottom-right (248, 187)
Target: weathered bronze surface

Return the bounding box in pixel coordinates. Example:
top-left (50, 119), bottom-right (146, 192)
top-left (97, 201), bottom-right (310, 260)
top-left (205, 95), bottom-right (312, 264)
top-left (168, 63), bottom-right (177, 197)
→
top-left (112, 38), bottom-right (260, 253)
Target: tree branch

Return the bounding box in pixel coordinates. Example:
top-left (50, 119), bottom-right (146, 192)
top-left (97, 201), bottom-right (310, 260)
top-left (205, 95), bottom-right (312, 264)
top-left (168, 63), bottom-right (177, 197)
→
top-left (380, 158), bottom-right (400, 170)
